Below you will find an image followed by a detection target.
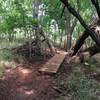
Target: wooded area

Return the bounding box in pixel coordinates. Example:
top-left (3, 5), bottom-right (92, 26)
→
top-left (0, 0), bottom-right (100, 100)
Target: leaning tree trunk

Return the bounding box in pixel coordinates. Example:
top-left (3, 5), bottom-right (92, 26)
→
top-left (60, 0), bottom-right (100, 47)
top-left (60, 0), bottom-right (100, 57)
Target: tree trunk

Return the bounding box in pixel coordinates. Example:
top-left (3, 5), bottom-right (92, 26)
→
top-left (64, 8), bottom-right (71, 51)
top-left (66, 33), bottom-right (72, 50)
top-left (39, 29), bottom-right (55, 55)
top-left (60, 29), bottom-right (63, 48)
top-left (66, 19), bottom-right (77, 51)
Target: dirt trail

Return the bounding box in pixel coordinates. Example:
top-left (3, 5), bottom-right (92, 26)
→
top-left (0, 59), bottom-right (60, 100)
top-left (0, 51), bottom-right (76, 100)
top-left (0, 52), bottom-right (99, 100)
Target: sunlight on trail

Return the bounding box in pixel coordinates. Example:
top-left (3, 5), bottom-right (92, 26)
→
top-left (19, 68), bottom-right (32, 75)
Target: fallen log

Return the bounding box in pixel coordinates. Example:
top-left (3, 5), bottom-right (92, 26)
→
top-left (66, 44), bottom-right (100, 64)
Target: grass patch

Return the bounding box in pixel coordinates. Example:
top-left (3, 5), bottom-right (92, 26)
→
top-left (84, 58), bottom-right (97, 70)
top-left (67, 75), bottom-right (99, 100)
top-left (0, 50), bottom-right (17, 77)
top-left (0, 50), bottom-right (15, 61)
top-left (55, 64), bottom-right (100, 100)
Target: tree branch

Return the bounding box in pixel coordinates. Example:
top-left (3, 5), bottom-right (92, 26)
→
top-left (91, 0), bottom-right (100, 18)
top-left (60, 0), bottom-right (100, 47)
top-left (61, 5), bottom-right (66, 18)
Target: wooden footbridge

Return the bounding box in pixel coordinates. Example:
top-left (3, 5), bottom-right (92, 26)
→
top-left (39, 51), bottom-right (67, 74)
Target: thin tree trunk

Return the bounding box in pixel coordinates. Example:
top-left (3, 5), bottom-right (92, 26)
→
top-left (60, 29), bottom-right (63, 48)
top-left (66, 19), bottom-right (77, 51)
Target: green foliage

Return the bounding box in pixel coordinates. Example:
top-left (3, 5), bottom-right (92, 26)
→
top-left (0, 0), bottom-right (98, 46)
top-left (0, 0), bottom-right (33, 35)
top-left (0, 50), bottom-right (15, 61)
top-left (55, 64), bottom-right (100, 100)
top-left (0, 50), bottom-right (17, 77)
top-left (68, 76), bottom-right (99, 100)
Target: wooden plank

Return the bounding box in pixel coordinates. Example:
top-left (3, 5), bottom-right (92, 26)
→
top-left (39, 52), bottom-right (67, 73)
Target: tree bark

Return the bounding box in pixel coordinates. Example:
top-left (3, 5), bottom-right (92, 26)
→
top-left (66, 19), bottom-right (77, 51)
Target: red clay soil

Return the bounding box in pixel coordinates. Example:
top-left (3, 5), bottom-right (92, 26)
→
top-left (0, 59), bottom-right (60, 100)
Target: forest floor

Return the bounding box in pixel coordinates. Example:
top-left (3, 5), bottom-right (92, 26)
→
top-left (0, 51), bottom-right (100, 100)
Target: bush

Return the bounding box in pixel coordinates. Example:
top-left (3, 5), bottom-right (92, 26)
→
top-left (68, 76), bottom-right (99, 100)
